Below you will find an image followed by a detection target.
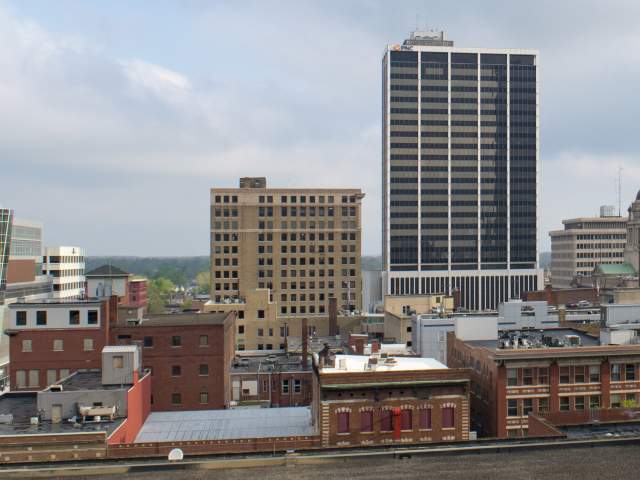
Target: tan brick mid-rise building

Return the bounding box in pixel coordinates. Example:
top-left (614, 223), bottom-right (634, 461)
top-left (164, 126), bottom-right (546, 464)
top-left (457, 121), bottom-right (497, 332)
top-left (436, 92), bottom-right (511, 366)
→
top-left (550, 214), bottom-right (627, 288)
top-left (208, 177), bottom-right (364, 350)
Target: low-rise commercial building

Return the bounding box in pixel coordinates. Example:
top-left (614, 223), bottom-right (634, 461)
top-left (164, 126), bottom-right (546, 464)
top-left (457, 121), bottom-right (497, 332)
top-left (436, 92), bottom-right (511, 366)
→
top-left (448, 326), bottom-right (640, 438)
top-left (6, 299), bottom-right (113, 390)
top-left (313, 351), bottom-right (470, 448)
top-left (111, 312), bottom-right (235, 412)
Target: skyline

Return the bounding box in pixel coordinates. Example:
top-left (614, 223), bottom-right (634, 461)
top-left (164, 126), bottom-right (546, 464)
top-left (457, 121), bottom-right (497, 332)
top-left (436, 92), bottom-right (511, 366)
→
top-left (2, 1), bottom-right (640, 256)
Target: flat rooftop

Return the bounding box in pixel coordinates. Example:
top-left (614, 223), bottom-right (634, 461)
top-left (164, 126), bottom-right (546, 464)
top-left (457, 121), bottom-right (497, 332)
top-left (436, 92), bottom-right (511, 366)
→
top-left (133, 312), bottom-right (233, 327)
top-left (465, 328), bottom-right (601, 352)
top-left (0, 392), bottom-right (124, 436)
top-left (231, 354), bottom-right (310, 374)
top-left (135, 407), bottom-right (315, 443)
top-left (57, 370), bottom-right (130, 391)
top-left (8, 298), bottom-right (103, 308)
top-left (320, 355), bottom-right (447, 373)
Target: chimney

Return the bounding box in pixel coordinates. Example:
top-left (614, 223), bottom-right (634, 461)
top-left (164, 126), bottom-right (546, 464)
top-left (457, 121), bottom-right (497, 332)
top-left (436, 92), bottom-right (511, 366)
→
top-left (348, 334), bottom-right (365, 355)
top-left (371, 339), bottom-right (380, 354)
top-left (301, 318), bottom-right (309, 371)
top-left (109, 295), bottom-right (119, 326)
top-left (329, 297), bottom-right (338, 336)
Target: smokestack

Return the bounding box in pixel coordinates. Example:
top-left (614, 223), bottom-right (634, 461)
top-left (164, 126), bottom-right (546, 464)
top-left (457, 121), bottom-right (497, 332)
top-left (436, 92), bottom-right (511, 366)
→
top-left (301, 318), bottom-right (308, 371)
top-left (109, 295), bottom-right (119, 326)
top-left (329, 297), bottom-right (338, 336)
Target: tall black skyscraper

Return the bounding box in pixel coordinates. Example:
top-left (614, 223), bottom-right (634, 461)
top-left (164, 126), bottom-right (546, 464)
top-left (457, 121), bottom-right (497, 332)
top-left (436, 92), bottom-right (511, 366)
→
top-left (382, 31), bottom-right (542, 310)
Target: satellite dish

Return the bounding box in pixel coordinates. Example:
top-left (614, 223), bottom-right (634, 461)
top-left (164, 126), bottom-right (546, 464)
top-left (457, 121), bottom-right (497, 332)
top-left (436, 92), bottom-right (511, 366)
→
top-left (168, 448), bottom-right (184, 461)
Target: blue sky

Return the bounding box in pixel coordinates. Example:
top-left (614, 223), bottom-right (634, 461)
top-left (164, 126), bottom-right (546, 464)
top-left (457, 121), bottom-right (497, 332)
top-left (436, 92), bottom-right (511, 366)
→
top-left (1, 1), bottom-right (640, 255)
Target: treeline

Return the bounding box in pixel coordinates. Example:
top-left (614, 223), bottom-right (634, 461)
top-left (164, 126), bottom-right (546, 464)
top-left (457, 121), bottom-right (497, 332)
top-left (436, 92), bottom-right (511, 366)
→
top-left (85, 256), bottom-right (210, 287)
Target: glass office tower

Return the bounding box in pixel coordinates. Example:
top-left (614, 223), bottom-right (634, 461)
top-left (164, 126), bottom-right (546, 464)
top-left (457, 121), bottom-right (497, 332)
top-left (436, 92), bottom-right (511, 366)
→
top-left (0, 208), bottom-right (14, 304)
top-left (382, 31), bottom-right (542, 310)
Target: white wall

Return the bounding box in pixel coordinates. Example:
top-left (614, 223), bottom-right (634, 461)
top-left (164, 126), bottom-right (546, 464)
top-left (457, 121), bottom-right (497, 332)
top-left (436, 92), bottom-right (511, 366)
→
top-left (8, 303), bottom-right (102, 330)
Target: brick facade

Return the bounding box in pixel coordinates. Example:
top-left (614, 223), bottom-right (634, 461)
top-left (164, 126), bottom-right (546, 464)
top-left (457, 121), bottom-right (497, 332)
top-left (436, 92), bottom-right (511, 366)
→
top-left (230, 369), bottom-right (312, 407)
top-left (111, 313), bottom-right (235, 412)
top-left (448, 332), bottom-right (640, 438)
top-left (315, 367), bottom-right (470, 448)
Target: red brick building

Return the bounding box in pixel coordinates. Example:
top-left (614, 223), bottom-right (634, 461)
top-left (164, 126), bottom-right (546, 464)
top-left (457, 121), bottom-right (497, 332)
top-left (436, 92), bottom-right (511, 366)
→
top-left (229, 354), bottom-right (312, 407)
top-left (111, 312), bottom-right (235, 411)
top-left (523, 285), bottom-right (598, 307)
top-left (313, 352), bottom-right (470, 448)
top-left (126, 278), bottom-right (148, 311)
top-left (5, 299), bottom-right (113, 390)
top-left (447, 327), bottom-right (640, 438)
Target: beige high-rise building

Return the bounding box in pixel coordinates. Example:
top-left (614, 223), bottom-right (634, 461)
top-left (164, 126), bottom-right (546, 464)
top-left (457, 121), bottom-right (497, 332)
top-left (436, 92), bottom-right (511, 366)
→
top-left (549, 211), bottom-right (627, 288)
top-left (206, 178), bottom-right (364, 351)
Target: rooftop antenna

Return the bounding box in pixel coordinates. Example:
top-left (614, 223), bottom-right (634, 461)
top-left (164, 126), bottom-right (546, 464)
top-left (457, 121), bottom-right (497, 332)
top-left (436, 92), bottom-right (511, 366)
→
top-left (618, 166), bottom-right (623, 217)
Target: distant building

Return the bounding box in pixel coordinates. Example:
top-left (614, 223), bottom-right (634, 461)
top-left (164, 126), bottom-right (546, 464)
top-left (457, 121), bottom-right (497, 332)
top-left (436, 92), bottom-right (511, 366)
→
top-left (208, 178), bottom-right (364, 350)
top-left (86, 264), bottom-right (148, 313)
top-left (43, 246), bottom-right (86, 299)
top-left (362, 269), bottom-right (383, 313)
top-left (313, 351), bottom-right (470, 447)
top-left (382, 31), bottom-right (542, 310)
top-left (624, 191), bottom-right (640, 275)
top-left (448, 326), bottom-right (640, 438)
top-left (0, 208), bottom-right (12, 305)
top-left (549, 212), bottom-right (627, 288)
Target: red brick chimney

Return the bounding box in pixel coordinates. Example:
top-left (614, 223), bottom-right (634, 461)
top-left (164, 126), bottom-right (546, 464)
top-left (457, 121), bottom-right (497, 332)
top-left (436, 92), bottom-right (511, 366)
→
top-left (371, 339), bottom-right (380, 354)
top-left (301, 318), bottom-right (308, 371)
top-left (329, 297), bottom-right (338, 336)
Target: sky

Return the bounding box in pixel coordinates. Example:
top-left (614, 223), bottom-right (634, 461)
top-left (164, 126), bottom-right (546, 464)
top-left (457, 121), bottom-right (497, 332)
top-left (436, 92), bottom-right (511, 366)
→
top-left (1, 0), bottom-right (640, 256)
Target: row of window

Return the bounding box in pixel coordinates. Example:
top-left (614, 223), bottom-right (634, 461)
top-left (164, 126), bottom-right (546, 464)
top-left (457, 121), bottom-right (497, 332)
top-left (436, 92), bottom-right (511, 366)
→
top-left (140, 334), bottom-right (210, 348)
top-left (336, 406), bottom-right (455, 434)
top-left (506, 364), bottom-right (639, 386)
top-left (15, 309), bottom-right (99, 327)
top-left (260, 194), bottom-right (358, 204)
top-left (15, 368), bottom-right (71, 388)
top-left (22, 338), bottom-right (94, 352)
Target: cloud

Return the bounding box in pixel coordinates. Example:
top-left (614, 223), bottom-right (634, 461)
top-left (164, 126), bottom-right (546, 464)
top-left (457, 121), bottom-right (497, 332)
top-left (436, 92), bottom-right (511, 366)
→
top-left (1, 0), bottom-right (640, 256)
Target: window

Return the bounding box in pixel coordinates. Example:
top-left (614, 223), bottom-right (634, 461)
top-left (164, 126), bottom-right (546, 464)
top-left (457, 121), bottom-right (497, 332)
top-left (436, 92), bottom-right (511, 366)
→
top-left (381, 410), bottom-right (393, 431)
top-left (47, 369), bottom-right (57, 385)
top-left (360, 411), bottom-right (373, 432)
top-left (172, 336), bottom-right (182, 347)
top-left (538, 397), bottom-right (549, 413)
top-left (69, 310), bottom-right (80, 325)
top-left (574, 366), bottom-right (585, 384)
top-left (589, 365), bottom-right (600, 383)
top-left (60, 369), bottom-right (70, 379)
top-left (87, 310), bottom-right (98, 325)
top-left (560, 397), bottom-right (570, 411)
top-left (507, 399), bottom-right (518, 417)
top-left (172, 365), bottom-right (181, 376)
top-left (401, 409), bottom-right (412, 430)
top-left (610, 394), bottom-right (621, 408)
top-left (590, 395), bottom-right (601, 409)
top-left (293, 379), bottom-right (301, 393)
top-left (257, 309), bottom-right (265, 319)
top-left (522, 368), bottom-right (533, 385)
top-left (28, 369), bottom-right (39, 388)
top-left (199, 364), bottom-right (209, 376)
top-left (625, 364), bottom-right (636, 381)
top-left (22, 339), bottom-right (32, 352)
top-left (83, 338), bottom-right (94, 351)
top-left (238, 325), bottom-right (245, 334)
top-left (113, 356), bottom-right (124, 369)
top-left (282, 379), bottom-right (289, 393)
top-left (442, 407), bottom-right (455, 428)
top-left (507, 368), bottom-right (518, 386)
top-left (199, 335), bottom-right (209, 347)
top-left (337, 412), bottom-right (350, 434)
top-left (53, 339), bottom-right (63, 351)
top-left (16, 311), bottom-right (27, 326)
top-left (559, 366), bottom-right (570, 384)
top-left (419, 408), bottom-right (432, 429)
top-left (522, 398), bottom-right (533, 416)
top-left (16, 370), bottom-right (26, 388)
top-left (36, 311), bottom-right (47, 326)
top-left (538, 367), bottom-right (549, 385)
top-left (171, 393), bottom-right (182, 405)
top-left (200, 392), bottom-right (209, 404)
top-left (611, 364), bottom-right (622, 382)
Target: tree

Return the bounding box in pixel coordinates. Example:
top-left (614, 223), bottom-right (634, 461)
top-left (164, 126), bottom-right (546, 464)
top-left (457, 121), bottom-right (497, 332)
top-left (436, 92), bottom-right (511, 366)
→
top-left (148, 277), bottom-right (175, 314)
top-left (195, 271), bottom-right (211, 295)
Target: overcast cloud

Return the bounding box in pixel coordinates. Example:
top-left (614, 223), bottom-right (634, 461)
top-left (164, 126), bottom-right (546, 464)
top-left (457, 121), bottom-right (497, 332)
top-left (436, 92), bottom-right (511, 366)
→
top-left (1, 0), bottom-right (640, 255)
